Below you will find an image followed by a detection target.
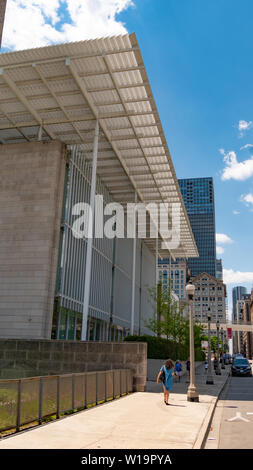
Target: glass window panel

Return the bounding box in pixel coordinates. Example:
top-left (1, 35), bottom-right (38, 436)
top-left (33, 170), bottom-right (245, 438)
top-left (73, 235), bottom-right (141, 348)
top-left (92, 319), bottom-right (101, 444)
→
top-left (59, 310), bottom-right (67, 340)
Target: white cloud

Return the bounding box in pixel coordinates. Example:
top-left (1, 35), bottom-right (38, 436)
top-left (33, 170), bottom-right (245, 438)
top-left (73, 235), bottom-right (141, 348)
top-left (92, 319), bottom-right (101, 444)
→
top-left (240, 193), bottom-right (253, 211)
top-left (223, 268), bottom-right (253, 285)
top-left (216, 246), bottom-right (224, 255)
top-left (233, 210), bottom-right (240, 215)
top-left (3, 0), bottom-right (134, 50)
top-left (220, 149), bottom-right (253, 181)
top-left (238, 120), bottom-right (253, 132)
top-left (238, 120), bottom-right (253, 137)
top-left (240, 144), bottom-right (253, 150)
top-left (216, 233), bottom-right (233, 244)
top-left (241, 193), bottom-right (253, 205)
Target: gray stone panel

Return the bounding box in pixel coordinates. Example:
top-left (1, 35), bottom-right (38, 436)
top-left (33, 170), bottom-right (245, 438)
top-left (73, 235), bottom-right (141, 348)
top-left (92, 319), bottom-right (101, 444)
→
top-left (0, 339), bottom-right (147, 391)
top-left (0, 141), bottom-right (66, 339)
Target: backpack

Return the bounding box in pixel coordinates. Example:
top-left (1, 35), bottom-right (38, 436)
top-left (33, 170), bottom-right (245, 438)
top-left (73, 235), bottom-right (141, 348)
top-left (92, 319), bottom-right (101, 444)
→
top-left (159, 367), bottom-right (165, 382)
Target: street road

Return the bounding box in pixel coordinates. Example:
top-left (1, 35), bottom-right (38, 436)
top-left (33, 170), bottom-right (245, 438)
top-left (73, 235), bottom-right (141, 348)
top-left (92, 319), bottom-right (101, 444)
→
top-left (205, 362), bottom-right (253, 449)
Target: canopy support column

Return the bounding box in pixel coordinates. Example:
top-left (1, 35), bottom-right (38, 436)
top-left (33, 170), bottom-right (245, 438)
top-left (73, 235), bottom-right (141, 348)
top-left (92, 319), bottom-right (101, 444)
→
top-left (81, 120), bottom-right (99, 341)
top-left (130, 192), bottom-right (137, 336)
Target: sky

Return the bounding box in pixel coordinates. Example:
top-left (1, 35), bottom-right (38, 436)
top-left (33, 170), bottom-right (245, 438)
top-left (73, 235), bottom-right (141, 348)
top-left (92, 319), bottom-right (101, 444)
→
top-left (1, 0), bottom-right (253, 317)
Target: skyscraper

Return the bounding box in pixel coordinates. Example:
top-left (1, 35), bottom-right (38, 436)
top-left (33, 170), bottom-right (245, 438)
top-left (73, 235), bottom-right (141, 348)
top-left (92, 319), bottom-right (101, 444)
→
top-left (178, 177), bottom-right (216, 277)
top-left (0, 0), bottom-right (7, 48)
top-left (216, 259), bottom-right (223, 280)
top-left (232, 286), bottom-right (247, 323)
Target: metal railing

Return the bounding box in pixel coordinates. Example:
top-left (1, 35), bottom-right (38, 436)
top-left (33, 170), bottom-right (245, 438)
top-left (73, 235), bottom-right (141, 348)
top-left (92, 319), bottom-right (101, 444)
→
top-left (0, 369), bottom-right (133, 435)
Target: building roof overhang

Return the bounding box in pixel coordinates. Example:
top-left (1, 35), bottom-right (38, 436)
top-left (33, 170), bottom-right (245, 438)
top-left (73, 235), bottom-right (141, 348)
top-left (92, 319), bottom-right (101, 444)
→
top-left (0, 33), bottom-right (198, 258)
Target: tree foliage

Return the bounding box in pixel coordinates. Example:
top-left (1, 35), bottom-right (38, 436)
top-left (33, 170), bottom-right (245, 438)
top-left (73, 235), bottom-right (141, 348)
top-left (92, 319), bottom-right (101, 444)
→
top-left (145, 280), bottom-right (205, 350)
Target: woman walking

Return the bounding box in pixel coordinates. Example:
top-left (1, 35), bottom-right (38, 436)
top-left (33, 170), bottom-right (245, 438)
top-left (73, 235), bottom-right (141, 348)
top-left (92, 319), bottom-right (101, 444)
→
top-left (175, 360), bottom-right (182, 382)
top-left (156, 359), bottom-right (174, 405)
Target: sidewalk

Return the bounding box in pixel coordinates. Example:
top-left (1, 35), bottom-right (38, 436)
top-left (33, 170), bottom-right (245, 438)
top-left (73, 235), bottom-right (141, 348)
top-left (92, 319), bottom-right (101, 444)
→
top-left (0, 363), bottom-right (230, 449)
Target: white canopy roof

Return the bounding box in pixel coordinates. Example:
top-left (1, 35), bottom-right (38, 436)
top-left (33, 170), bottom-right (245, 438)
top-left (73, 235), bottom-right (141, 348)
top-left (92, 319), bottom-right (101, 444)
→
top-left (0, 33), bottom-right (198, 259)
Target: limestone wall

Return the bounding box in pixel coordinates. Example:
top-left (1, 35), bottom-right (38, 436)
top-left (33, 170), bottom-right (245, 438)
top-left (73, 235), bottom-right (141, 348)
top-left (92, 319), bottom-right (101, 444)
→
top-left (0, 141), bottom-right (66, 339)
top-left (0, 339), bottom-right (147, 392)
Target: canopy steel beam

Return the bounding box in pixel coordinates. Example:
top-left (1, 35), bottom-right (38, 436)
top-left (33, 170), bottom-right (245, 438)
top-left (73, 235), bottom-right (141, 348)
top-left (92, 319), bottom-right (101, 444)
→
top-left (0, 68), bottom-right (55, 140)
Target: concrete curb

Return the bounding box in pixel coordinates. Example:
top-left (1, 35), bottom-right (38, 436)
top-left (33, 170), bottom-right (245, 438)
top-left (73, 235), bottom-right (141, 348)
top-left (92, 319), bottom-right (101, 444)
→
top-left (193, 370), bottom-right (231, 449)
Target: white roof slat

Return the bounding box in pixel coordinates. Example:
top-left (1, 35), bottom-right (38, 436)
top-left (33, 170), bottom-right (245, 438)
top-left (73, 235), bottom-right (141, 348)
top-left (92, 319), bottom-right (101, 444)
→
top-left (107, 50), bottom-right (138, 71)
top-left (36, 62), bottom-right (69, 79)
top-left (0, 100), bottom-right (26, 114)
top-left (120, 86), bottom-right (148, 102)
top-left (116, 139), bottom-right (139, 150)
top-left (113, 69), bottom-right (143, 88)
top-left (49, 77), bottom-right (79, 94)
top-left (4, 66), bottom-right (39, 82)
top-left (120, 148), bottom-right (143, 158)
top-left (38, 109), bottom-right (67, 122)
top-left (130, 114), bottom-right (156, 126)
top-left (58, 93), bottom-right (87, 107)
top-left (89, 89), bottom-right (119, 105)
top-left (97, 103), bottom-right (124, 115)
top-left (83, 74), bottom-right (113, 91)
top-left (73, 56), bottom-right (106, 75)
top-left (0, 85), bottom-right (19, 100)
top-left (126, 100), bottom-right (152, 114)
top-left (140, 136), bottom-right (162, 147)
top-left (28, 95), bottom-right (59, 110)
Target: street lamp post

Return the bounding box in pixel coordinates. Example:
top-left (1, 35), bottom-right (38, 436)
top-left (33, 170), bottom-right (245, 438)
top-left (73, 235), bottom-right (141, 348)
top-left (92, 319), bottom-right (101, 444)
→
top-left (221, 327), bottom-right (225, 369)
top-left (186, 282), bottom-right (199, 402)
top-left (206, 310), bottom-right (214, 384)
top-left (216, 319), bottom-right (221, 375)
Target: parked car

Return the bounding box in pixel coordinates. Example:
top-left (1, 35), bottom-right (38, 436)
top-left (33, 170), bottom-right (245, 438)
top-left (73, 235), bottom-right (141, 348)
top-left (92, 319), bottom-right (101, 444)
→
top-left (231, 358), bottom-right (252, 377)
top-left (232, 353), bottom-right (244, 364)
top-left (224, 353), bottom-right (232, 365)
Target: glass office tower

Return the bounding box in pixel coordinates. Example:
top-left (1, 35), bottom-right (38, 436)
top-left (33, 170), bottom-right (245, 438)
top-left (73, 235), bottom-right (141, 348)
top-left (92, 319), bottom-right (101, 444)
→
top-left (178, 177), bottom-right (216, 277)
top-left (232, 286), bottom-right (247, 323)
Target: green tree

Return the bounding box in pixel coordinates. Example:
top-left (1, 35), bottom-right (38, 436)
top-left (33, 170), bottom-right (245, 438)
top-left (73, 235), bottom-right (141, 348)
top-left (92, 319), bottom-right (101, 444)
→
top-left (184, 319), bottom-right (205, 350)
top-left (145, 279), bottom-right (205, 360)
top-left (210, 335), bottom-right (224, 353)
top-left (145, 279), bottom-right (187, 344)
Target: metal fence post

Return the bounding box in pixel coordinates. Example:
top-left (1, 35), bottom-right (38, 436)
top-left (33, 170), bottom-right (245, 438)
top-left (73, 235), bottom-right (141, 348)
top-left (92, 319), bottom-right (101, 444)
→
top-left (112, 370), bottom-right (115, 399)
top-left (57, 376), bottom-right (60, 419)
top-left (120, 370), bottom-right (122, 396)
top-left (84, 373), bottom-right (87, 409)
top-left (105, 371), bottom-right (107, 402)
top-left (39, 377), bottom-right (43, 425)
top-left (16, 379), bottom-right (22, 432)
top-left (96, 372), bottom-right (98, 405)
top-left (126, 370), bottom-right (128, 394)
top-left (72, 374), bottom-right (75, 412)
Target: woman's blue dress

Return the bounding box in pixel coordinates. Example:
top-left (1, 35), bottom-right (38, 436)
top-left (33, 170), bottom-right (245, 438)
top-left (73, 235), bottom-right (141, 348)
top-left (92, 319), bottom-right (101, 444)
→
top-left (160, 365), bottom-right (173, 391)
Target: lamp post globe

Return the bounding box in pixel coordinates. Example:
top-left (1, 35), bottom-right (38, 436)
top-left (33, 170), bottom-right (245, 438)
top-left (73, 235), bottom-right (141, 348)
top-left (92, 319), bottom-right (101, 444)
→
top-left (186, 282), bottom-right (199, 402)
top-left (185, 282), bottom-right (196, 298)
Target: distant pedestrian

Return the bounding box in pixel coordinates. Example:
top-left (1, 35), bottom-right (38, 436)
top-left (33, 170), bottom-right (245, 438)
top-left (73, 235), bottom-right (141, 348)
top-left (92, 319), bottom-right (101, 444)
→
top-left (157, 359), bottom-right (175, 405)
top-left (186, 357), bottom-right (190, 380)
top-left (204, 361), bottom-right (208, 373)
top-left (175, 360), bottom-right (182, 382)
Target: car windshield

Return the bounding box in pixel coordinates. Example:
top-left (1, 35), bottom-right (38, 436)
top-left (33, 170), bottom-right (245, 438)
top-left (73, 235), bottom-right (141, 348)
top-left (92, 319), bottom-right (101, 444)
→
top-left (234, 359), bottom-right (249, 366)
